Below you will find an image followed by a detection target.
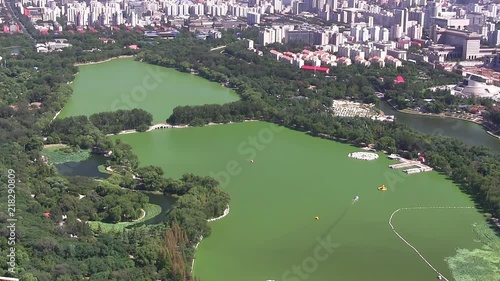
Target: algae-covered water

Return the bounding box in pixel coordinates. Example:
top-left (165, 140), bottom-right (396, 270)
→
top-left (60, 58), bottom-right (239, 123)
top-left (61, 59), bottom-right (491, 281)
top-left (114, 122), bottom-right (485, 281)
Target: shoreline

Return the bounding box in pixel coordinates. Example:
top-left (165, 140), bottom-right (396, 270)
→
top-left (74, 55), bottom-right (134, 66)
top-left (191, 205), bottom-right (230, 274)
top-left (207, 205), bottom-right (230, 222)
top-left (486, 130), bottom-right (500, 140)
top-left (107, 120), bottom-right (258, 136)
top-left (399, 108), bottom-right (483, 125)
top-left (386, 101), bottom-right (500, 139)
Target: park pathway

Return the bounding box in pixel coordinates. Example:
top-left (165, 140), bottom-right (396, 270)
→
top-left (209, 45), bottom-right (226, 51)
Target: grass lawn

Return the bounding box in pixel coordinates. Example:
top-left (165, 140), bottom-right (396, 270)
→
top-left (97, 164), bottom-right (113, 175)
top-left (89, 203), bottom-right (162, 233)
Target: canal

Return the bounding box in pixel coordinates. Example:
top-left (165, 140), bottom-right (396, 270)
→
top-left (56, 157), bottom-right (175, 227)
top-left (379, 102), bottom-right (500, 153)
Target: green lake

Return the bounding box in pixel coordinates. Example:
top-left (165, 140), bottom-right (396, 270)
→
top-left (62, 58), bottom-right (492, 281)
top-left (113, 122), bottom-right (485, 281)
top-left (59, 58), bottom-right (239, 123)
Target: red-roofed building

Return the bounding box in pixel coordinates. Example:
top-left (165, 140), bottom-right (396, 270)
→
top-left (301, 65), bottom-right (330, 73)
top-left (24, 7), bottom-right (43, 18)
top-left (394, 75), bottom-right (405, 84)
top-left (470, 105), bottom-right (485, 114)
top-left (269, 49), bottom-right (282, 60)
top-left (280, 56), bottom-right (293, 64)
top-left (337, 57), bottom-right (352, 65)
top-left (411, 41), bottom-right (422, 47)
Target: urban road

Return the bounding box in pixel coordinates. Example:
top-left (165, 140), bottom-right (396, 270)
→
top-left (3, 0), bottom-right (35, 40)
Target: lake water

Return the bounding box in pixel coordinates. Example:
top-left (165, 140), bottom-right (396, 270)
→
top-left (62, 57), bottom-right (499, 151)
top-left (114, 122), bottom-right (484, 281)
top-left (56, 155), bottom-right (109, 178)
top-left (61, 59), bottom-right (490, 281)
top-left (379, 102), bottom-right (500, 153)
top-left (130, 192), bottom-right (176, 228)
top-left (59, 58), bottom-right (239, 123)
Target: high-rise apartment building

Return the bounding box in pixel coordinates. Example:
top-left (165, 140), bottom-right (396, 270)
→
top-left (247, 11), bottom-right (260, 24)
top-left (408, 24), bottom-right (423, 39)
top-left (394, 8), bottom-right (408, 34)
top-left (259, 28), bottom-right (276, 45)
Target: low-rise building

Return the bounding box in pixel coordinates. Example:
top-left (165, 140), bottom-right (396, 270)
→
top-left (35, 39), bottom-right (72, 53)
top-left (451, 73), bottom-right (500, 101)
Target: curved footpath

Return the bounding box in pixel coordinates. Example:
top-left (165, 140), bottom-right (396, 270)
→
top-left (104, 208), bottom-right (147, 224)
top-left (131, 209), bottom-right (146, 222)
top-left (191, 205), bottom-right (230, 273)
top-left (389, 206), bottom-right (474, 281)
top-left (73, 55), bottom-right (135, 66)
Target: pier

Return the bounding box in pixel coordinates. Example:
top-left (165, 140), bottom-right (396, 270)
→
top-left (404, 167), bottom-right (433, 174)
top-left (388, 156), bottom-right (433, 174)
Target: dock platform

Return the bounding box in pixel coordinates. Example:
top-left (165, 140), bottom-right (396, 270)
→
top-left (388, 157), bottom-right (433, 174)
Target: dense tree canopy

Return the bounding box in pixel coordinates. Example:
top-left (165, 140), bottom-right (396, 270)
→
top-left (0, 26), bottom-right (499, 281)
top-left (89, 109), bottom-right (153, 134)
top-left (0, 32), bottom-right (229, 281)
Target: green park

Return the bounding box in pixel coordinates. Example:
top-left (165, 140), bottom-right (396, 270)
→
top-left (59, 58), bottom-right (497, 281)
top-left (2, 31), bottom-right (499, 281)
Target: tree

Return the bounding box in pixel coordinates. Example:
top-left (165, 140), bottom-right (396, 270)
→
top-left (376, 136), bottom-right (396, 153)
top-left (136, 165), bottom-right (166, 191)
top-left (135, 241), bottom-right (159, 266)
top-left (165, 179), bottom-right (186, 195)
top-left (107, 206), bottom-right (123, 223)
